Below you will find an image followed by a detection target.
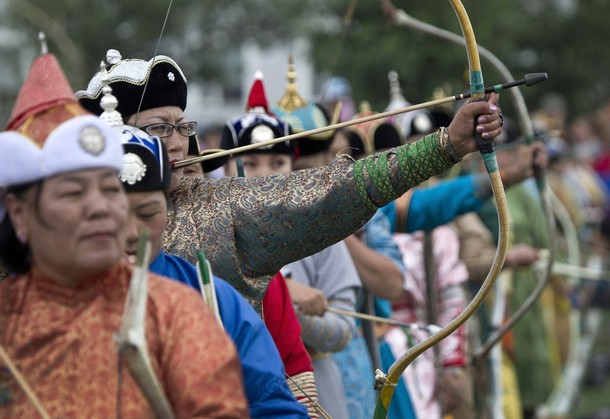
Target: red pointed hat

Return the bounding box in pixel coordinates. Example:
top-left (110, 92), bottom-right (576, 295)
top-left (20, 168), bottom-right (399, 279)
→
top-left (246, 71), bottom-right (270, 113)
top-left (219, 71), bottom-right (293, 156)
top-left (0, 51), bottom-right (124, 217)
top-left (5, 53), bottom-right (88, 146)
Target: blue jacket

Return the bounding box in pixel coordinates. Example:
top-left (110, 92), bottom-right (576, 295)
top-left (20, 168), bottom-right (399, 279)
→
top-left (150, 252), bottom-right (309, 419)
top-left (382, 173), bottom-right (488, 233)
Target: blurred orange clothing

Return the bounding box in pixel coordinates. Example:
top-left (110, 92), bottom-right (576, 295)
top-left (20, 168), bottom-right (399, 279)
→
top-left (0, 261), bottom-right (247, 418)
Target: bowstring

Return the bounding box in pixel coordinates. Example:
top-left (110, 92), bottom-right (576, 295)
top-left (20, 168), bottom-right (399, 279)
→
top-left (132, 0), bottom-right (174, 127)
top-left (285, 373), bottom-right (333, 419)
top-left (318, 0), bottom-right (357, 105)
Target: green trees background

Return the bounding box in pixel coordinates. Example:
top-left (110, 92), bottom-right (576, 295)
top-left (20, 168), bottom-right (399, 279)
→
top-left (2, 0), bottom-right (610, 123)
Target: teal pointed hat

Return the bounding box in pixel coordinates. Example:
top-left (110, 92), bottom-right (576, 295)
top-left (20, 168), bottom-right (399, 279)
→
top-left (272, 56), bottom-right (339, 156)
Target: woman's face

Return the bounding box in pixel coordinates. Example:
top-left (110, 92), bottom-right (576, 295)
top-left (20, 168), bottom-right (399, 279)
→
top-left (7, 168), bottom-right (128, 285)
top-left (127, 106), bottom-right (190, 191)
top-left (124, 190), bottom-right (168, 264)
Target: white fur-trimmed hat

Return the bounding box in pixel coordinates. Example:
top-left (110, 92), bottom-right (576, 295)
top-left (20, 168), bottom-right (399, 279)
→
top-left (0, 115), bottom-right (122, 186)
top-left (0, 115), bottom-right (123, 220)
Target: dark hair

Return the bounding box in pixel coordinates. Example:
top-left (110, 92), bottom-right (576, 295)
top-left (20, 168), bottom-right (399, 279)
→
top-left (0, 181), bottom-right (41, 274)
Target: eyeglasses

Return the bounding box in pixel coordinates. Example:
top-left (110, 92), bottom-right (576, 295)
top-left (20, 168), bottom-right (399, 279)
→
top-left (139, 121), bottom-right (198, 138)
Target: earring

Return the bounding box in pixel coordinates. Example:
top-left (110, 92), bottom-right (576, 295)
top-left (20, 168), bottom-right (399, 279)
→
top-left (16, 230), bottom-right (27, 244)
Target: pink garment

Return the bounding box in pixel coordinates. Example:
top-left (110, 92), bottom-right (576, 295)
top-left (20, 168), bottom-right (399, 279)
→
top-left (386, 226), bottom-right (469, 418)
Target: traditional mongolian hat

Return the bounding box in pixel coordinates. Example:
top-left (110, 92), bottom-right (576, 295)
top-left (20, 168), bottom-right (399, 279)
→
top-left (0, 45), bottom-right (123, 222)
top-left (79, 51), bottom-right (229, 173)
top-left (345, 101), bottom-right (403, 159)
top-left (87, 59), bottom-right (173, 192)
top-left (272, 57), bottom-right (338, 156)
top-left (319, 76), bottom-right (356, 122)
top-left (384, 70), bottom-right (435, 140)
top-left (120, 132), bottom-right (172, 193)
top-left (75, 49), bottom-right (187, 119)
top-left (220, 71), bottom-right (294, 156)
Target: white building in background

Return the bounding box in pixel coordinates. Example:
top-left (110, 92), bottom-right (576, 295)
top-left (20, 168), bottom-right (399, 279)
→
top-left (187, 39), bottom-right (315, 129)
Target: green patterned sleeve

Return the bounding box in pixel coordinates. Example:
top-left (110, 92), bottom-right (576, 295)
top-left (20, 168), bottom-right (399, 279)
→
top-left (227, 129), bottom-right (455, 276)
top-left (353, 129), bottom-right (454, 209)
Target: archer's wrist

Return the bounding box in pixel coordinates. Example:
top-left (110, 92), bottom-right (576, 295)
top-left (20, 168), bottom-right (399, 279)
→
top-left (439, 127), bottom-right (462, 163)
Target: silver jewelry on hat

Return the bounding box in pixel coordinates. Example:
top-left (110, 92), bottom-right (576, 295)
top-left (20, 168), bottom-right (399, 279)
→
top-left (251, 125), bottom-right (275, 149)
top-left (106, 49), bottom-right (122, 65)
top-left (120, 153), bottom-right (147, 185)
top-left (99, 61), bottom-right (123, 127)
top-left (79, 126), bottom-right (106, 156)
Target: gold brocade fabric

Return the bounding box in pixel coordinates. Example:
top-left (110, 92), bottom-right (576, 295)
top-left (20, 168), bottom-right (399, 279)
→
top-left (0, 261), bottom-right (248, 418)
top-left (163, 157), bottom-right (369, 315)
top-left (163, 132), bottom-right (453, 314)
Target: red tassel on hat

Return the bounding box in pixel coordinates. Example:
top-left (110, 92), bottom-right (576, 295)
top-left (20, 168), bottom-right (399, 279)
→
top-left (5, 53), bottom-right (89, 146)
top-left (245, 71), bottom-right (270, 114)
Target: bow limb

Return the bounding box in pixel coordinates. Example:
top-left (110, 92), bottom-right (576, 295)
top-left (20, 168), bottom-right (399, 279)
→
top-left (0, 345), bottom-right (50, 418)
top-left (380, 0), bottom-right (562, 368)
top-left (536, 197), bottom-right (589, 417)
top-left (380, 0), bottom-right (532, 140)
top-left (196, 248), bottom-right (223, 327)
top-left (115, 231), bottom-right (176, 419)
top-left (373, 2), bottom-right (509, 417)
top-left (383, 5), bottom-right (593, 415)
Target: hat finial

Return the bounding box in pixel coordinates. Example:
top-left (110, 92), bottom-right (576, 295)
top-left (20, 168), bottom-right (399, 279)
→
top-left (99, 61), bottom-right (123, 127)
top-left (38, 32), bottom-right (48, 55)
top-left (277, 55), bottom-right (307, 112)
top-left (106, 49), bottom-right (122, 65)
top-left (388, 70), bottom-right (406, 103)
top-left (359, 100), bottom-right (372, 114)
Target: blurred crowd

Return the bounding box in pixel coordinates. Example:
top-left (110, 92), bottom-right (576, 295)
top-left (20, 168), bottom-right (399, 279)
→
top-left (198, 68), bottom-right (610, 418)
top-left (201, 65), bottom-right (610, 418)
top-left (2, 44), bottom-right (610, 419)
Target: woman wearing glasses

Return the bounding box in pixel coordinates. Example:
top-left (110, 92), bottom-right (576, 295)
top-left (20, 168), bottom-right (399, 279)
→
top-left (76, 50), bottom-right (503, 320)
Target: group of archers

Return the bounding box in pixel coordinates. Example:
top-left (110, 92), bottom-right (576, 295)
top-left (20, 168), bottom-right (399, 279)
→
top-left (1, 28), bottom-right (610, 419)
